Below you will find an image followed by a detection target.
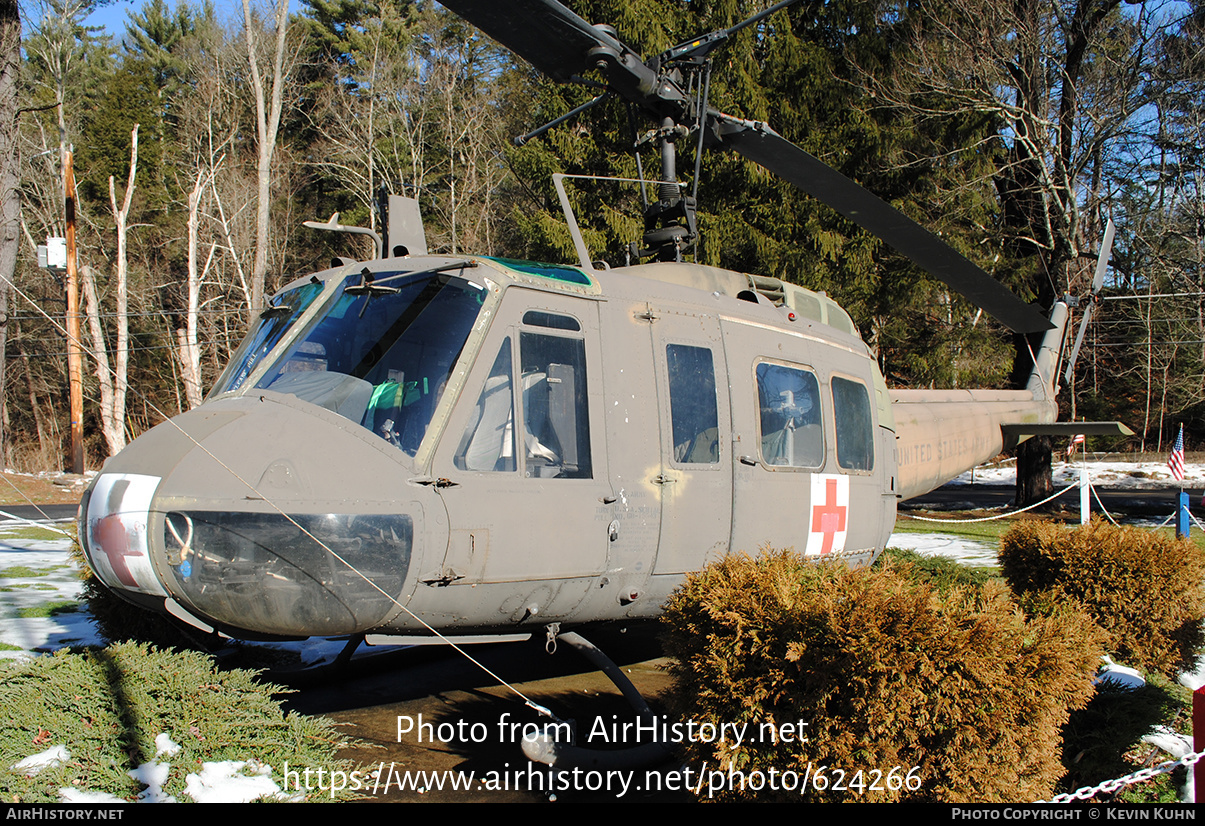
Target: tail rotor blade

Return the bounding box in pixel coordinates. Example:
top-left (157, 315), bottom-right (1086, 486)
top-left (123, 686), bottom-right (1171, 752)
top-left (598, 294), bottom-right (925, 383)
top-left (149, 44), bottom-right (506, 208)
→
top-left (1091, 219), bottom-right (1115, 293)
top-left (1062, 219), bottom-right (1114, 385)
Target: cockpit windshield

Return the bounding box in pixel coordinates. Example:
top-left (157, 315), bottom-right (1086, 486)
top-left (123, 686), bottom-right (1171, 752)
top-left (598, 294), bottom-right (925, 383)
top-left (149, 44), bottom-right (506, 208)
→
top-left (250, 270), bottom-right (486, 455)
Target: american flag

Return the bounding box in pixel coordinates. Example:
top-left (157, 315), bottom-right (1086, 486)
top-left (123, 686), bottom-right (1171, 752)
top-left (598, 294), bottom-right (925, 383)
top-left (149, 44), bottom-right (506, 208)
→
top-left (1169, 424), bottom-right (1185, 482)
top-left (1067, 433), bottom-right (1084, 457)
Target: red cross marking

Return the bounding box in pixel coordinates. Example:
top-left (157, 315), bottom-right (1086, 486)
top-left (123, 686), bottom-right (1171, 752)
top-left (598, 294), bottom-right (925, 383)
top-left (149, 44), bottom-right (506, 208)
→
top-left (811, 478), bottom-right (847, 555)
top-left (93, 514), bottom-right (141, 588)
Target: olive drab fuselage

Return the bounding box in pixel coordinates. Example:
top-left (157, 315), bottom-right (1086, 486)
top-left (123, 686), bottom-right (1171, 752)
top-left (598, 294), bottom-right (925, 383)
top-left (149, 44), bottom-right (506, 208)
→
top-left (78, 255), bottom-right (1060, 640)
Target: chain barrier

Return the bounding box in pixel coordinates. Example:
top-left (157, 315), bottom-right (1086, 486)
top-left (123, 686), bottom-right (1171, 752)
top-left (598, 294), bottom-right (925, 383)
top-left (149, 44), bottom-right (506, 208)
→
top-left (1190, 509), bottom-right (1205, 535)
top-left (1084, 478), bottom-right (1122, 526)
top-left (900, 482), bottom-right (1076, 524)
top-left (901, 473), bottom-right (1198, 535)
top-left (1041, 749), bottom-right (1202, 803)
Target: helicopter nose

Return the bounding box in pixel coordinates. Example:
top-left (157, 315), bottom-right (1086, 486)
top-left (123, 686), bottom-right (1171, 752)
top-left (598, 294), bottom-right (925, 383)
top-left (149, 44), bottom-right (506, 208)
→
top-left (79, 394), bottom-right (426, 638)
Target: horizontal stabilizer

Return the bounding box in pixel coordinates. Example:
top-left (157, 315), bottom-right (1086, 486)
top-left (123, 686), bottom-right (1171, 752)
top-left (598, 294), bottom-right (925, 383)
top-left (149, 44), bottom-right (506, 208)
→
top-left (1001, 422), bottom-right (1134, 437)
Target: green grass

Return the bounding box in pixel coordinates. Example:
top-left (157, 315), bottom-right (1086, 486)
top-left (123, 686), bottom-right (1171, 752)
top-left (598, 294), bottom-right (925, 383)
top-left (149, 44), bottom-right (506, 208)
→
top-left (0, 526), bottom-right (73, 542)
top-left (0, 565), bottom-right (61, 578)
top-left (1149, 525), bottom-right (1205, 550)
top-left (892, 512), bottom-right (1017, 543)
top-left (1061, 672), bottom-right (1191, 802)
top-left (16, 600), bottom-right (79, 618)
top-left (0, 642), bottom-right (21, 651)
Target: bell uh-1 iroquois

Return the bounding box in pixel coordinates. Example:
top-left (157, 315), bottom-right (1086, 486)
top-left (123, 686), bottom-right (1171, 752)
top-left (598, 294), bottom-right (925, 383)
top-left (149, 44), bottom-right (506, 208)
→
top-left (78, 0), bottom-right (1129, 654)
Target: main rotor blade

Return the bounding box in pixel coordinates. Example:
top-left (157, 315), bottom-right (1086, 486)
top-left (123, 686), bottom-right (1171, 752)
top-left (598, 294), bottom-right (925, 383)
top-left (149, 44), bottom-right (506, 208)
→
top-left (715, 118), bottom-right (1053, 334)
top-left (439, 0), bottom-right (667, 111)
top-left (440, 0), bottom-right (615, 81)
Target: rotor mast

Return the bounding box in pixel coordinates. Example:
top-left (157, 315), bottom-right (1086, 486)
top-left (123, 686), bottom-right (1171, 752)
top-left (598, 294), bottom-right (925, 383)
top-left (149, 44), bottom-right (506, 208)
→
top-left (443, 0), bottom-right (1053, 335)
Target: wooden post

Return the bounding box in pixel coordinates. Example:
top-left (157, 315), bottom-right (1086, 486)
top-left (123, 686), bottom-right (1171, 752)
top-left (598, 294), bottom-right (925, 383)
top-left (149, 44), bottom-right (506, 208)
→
top-left (63, 151), bottom-right (83, 474)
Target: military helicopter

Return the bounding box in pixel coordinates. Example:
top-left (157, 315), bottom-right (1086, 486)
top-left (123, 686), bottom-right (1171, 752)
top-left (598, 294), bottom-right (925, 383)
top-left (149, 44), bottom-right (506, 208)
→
top-left (78, 0), bottom-right (1114, 650)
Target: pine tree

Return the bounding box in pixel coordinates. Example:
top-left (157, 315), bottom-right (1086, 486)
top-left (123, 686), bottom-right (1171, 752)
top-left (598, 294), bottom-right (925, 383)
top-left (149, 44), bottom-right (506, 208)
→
top-left (503, 0), bottom-right (1011, 387)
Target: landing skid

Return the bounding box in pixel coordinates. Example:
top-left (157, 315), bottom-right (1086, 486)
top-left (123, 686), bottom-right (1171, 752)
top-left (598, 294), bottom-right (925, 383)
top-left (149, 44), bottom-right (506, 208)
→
top-left (522, 625), bottom-right (674, 771)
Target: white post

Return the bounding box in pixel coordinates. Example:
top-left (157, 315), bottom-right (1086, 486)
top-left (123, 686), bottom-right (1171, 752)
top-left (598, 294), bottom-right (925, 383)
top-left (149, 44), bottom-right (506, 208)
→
top-left (1080, 465), bottom-right (1090, 525)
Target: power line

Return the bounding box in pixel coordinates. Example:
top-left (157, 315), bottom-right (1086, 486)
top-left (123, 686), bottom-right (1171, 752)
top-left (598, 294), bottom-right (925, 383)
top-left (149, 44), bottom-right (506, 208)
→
top-left (1094, 339), bottom-right (1205, 347)
top-left (2, 306), bottom-right (249, 322)
top-left (1103, 291), bottom-right (1205, 300)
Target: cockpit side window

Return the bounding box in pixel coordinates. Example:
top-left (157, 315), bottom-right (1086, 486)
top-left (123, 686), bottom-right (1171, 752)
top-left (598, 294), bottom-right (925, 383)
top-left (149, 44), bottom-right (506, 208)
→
top-left (454, 339), bottom-right (516, 472)
top-left (756, 362), bottom-right (823, 468)
top-left (252, 271), bottom-right (485, 456)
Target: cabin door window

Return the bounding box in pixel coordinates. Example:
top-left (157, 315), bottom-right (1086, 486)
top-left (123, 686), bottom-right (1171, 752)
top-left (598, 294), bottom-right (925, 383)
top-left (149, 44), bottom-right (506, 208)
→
top-left (666, 344), bottom-right (720, 465)
top-left (755, 362), bottom-right (824, 468)
top-left (832, 376), bottom-right (874, 471)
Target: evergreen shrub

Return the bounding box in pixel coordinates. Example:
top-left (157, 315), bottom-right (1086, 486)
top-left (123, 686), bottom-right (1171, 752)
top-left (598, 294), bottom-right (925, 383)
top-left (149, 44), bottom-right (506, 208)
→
top-left (0, 643), bottom-right (355, 802)
top-left (999, 520), bottom-right (1205, 677)
top-left (876, 546), bottom-right (994, 593)
top-left (73, 541), bottom-right (209, 652)
top-left (660, 551), bottom-right (1103, 802)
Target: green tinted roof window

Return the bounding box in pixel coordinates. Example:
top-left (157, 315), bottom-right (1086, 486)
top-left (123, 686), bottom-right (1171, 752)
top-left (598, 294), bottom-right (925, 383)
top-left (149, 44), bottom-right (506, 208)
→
top-left (484, 257), bottom-right (592, 286)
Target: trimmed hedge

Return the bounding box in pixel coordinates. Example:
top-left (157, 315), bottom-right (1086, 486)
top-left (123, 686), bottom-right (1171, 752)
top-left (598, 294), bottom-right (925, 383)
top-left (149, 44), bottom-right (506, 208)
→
top-left (999, 520), bottom-right (1205, 677)
top-left (661, 551), bottom-right (1103, 802)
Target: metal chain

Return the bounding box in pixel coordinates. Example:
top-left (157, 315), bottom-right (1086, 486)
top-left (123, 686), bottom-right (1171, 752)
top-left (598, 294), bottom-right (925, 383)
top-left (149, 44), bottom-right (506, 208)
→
top-left (1042, 749), bottom-right (1203, 802)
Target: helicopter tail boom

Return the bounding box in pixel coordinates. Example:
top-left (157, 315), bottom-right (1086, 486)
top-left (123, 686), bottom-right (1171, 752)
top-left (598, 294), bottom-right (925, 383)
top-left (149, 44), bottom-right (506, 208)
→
top-left (889, 302), bottom-right (1067, 500)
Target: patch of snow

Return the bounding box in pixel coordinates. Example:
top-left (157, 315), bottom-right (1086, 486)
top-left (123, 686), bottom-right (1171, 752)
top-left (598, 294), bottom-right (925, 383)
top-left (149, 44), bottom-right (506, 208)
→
top-left (155, 733), bottom-right (181, 758)
top-left (1141, 725), bottom-right (1195, 803)
top-left (0, 519), bottom-right (104, 655)
top-left (59, 788), bottom-right (125, 803)
top-left (1178, 655), bottom-right (1205, 691)
top-left (38, 736), bottom-right (302, 803)
top-left (951, 459), bottom-right (1205, 489)
top-left (184, 760), bottom-right (294, 803)
top-left (129, 760), bottom-right (177, 803)
top-left (1097, 655), bottom-right (1145, 689)
top-left (13, 745), bottom-right (69, 775)
top-left (886, 531), bottom-right (997, 567)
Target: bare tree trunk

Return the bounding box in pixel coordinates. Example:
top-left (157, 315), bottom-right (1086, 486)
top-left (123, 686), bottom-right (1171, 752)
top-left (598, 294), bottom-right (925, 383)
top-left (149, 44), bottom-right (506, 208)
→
top-left (0, 0), bottom-right (18, 468)
top-left (85, 125), bottom-right (139, 457)
top-left (80, 265), bottom-right (117, 453)
top-left (241, 0), bottom-right (290, 325)
top-left (1015, 435), bottom-right (1053, 507)
top-left (177, 168), bottom-right (208, 408)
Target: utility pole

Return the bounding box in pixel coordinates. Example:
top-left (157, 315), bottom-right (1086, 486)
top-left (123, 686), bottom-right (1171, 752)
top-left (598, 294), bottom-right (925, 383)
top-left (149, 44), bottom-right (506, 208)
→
top-left (64, 150), bottom-right (83, 473)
